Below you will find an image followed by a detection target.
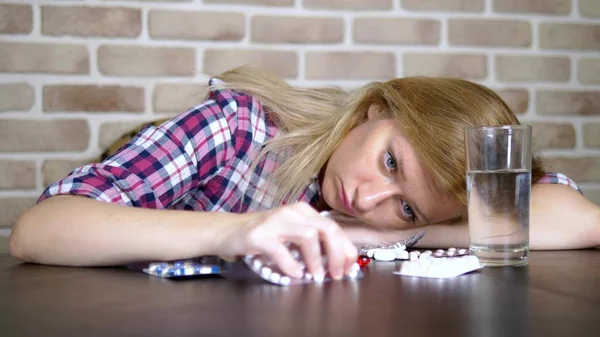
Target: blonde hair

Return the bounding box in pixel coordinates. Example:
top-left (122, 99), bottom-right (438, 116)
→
top-left (211, 66), bottom-right (544, 206)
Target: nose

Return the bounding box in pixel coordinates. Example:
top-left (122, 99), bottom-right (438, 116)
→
top-left (353, 179), bottom-right (400, 213)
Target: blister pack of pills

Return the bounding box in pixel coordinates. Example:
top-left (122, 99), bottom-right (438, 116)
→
top-left (243, 243), bottom-right (363, 286)
top-left (142, 256), bottom-right (229, 279)
top-left (394, 252), bottom-right (482, 279)
top-left (357, 231), bottom-right (426, 261)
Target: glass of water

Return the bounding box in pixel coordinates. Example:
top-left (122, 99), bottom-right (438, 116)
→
top-left (465, 125), bottom-right (532, 267)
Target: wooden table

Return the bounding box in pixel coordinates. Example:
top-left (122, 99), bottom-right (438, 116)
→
top-left (1, 251), bottom-right (599, 337)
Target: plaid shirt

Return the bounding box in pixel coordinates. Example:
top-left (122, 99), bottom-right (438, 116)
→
top-left (39, 78), bottom-right (319, 212)
top-left (39, 79), bottom-right (582, 211)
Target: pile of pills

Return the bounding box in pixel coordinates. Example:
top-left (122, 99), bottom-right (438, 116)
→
top-left (394, 253), bottom-right (482, 279)
top-left (243, 243), bottom-right (363, 286)
top-left (357, 231), bottom-right (426, 262)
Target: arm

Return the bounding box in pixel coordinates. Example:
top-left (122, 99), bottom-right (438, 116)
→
top-left (11, 93), bottom-right (236, 265)
top-left (414, 184), bottom-right (600, 250)
top-left (9, 195), bottom-right (252, 266)
top-left (10, 196), bottom-right (358, 279)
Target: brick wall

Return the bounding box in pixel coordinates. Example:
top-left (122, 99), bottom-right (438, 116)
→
top-left (1, 0), bottom-right (599, 228)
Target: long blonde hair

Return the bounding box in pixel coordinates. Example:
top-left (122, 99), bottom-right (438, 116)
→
top-left (211, 66), bottom-right (544, 207)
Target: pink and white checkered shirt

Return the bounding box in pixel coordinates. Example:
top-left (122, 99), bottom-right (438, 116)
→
top-left (39, 78), bottom-right (320, 212)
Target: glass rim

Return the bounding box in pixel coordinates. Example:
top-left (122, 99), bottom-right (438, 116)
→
top-left (464, 125), bottom-right (532, 131)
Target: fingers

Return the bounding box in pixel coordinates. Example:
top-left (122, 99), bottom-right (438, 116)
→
top-left (244, 202), bottom-right (358, 280)
top-left (278, 225), bottom-right (324, 277)
top-left (261, 243), bottom-right (304, 279)
top-left (301, 216), bottom-right (358, 280)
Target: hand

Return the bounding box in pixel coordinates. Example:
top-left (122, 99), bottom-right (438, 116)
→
top-left (217, 202), bottom-right (358, 280)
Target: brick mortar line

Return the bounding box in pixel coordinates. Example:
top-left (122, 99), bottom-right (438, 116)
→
top-left (87, 42), bottom-right (100, 77)
top-left (439, 16), bottom-right (448, 48)
top-left (31, 0), bottom-right (41, 35)
top-left (572, 0), bottom-right (580, 18)
top-left (0, 191), bottom-right (43, 197)
top-left (32, 80), bottom-right (43, 117)
top-left (34, 157), bottom-right (43, 191)
top-left (241, 8), bottom-right (250, 46)
top-left (574, 119), bottom-right (585, 150)
top-left (140, 7), bottom-right (149, 40)
top-left (342, 15), bottom-right (351, 45)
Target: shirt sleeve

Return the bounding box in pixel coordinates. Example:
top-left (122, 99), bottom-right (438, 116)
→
top-left (537, 172), bottom-right (583, 194)
top-left (38, 88), bottom-right (238, 209)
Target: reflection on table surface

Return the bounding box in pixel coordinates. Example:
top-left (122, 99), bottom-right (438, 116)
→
top-left (1, 250), bottom-right (599, 337)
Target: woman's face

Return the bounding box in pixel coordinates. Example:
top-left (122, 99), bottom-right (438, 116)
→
top-left (321, 104), bottom-right (464, 230)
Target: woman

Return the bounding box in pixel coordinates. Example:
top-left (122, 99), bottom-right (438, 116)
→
top-left (9, 66), bottom-right (600, 281)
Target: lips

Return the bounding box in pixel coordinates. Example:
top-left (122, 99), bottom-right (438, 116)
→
top-left (340, 185), bottom-right (355, 216)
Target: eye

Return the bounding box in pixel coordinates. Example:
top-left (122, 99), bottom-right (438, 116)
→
top-left (401, 200), bottom-right (416, 223)
top-left (383, 150), bottom-right (397, 172)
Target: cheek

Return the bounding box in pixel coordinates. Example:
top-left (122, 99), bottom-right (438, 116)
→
top-left (363, 204), bottom-right (406, 230)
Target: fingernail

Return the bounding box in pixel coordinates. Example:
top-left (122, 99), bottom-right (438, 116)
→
top-left (293, 267), bottom-right (304, 278)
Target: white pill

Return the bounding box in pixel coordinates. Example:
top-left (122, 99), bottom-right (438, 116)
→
top-left (420, 251), bottom-right (432, 259)
top-left (409, 251), bottom-right (419, 262)
top-left (304, 273), bottom-right (313, 280)
top-left (458, 249), bottom-right (467, 255)
top-left (279, 276), bottom-right (291, 286)
top-left (260, 267), bottom-right (272, 279)
top-left (374, 249), bottom-right (396, 261)
top-left (446, 251), bottom-right (455, 256)
top-left (424, 250), bottom-right (432, 255)
top-left (290, 249), bottom-right (301, 260)
top-left (434, 251), bottom-right (444, 257)
top-left (413, 251), bottom-right (421, 257)
top-left (367, 249), bottom-right (377, 258)
top-left (252, 259), bottom-right (262, 271)
top-left (395, 250), bottom-right (409, 260)
top-left (269, 272), bottom-right (281, 283)
top-left (393, 244), bottom-right (407, 250)
top-left (436, 249), bottom-right (445, 253)
top-left (448, 247), bottom-right (457, 252)
top-left (313, 273), bottom-right (325, 283)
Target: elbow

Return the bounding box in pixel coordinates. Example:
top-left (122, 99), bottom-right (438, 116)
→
top-left (9, 208), bottom-right (35, 262)
top-left (594, 207), bottom-right (600, 248)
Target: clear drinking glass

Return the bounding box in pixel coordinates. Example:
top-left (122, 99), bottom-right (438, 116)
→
top-left (465, 125), bottom-right (532, 267)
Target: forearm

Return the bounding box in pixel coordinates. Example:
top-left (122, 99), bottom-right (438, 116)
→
top-left (527, 185), bottom-right (600, 250)
top-left (413, 223), bottom-right (469, 249)
top-left (9, 195), bottom-right (252, 266)
top-left (414, 185), bottom-right (600, 250)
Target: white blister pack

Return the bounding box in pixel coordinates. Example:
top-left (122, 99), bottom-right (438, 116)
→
top-left (394, 253), bottom-right (482, 279)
